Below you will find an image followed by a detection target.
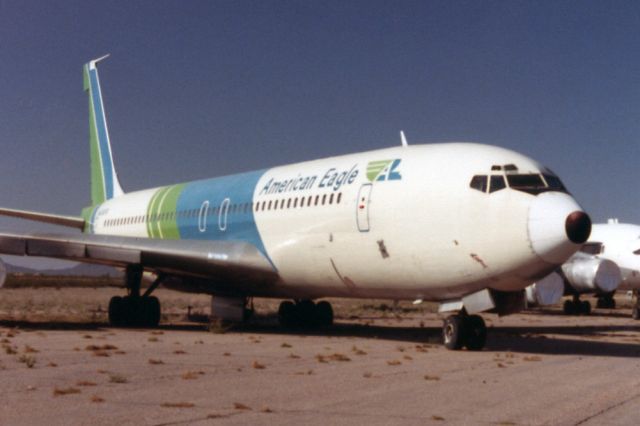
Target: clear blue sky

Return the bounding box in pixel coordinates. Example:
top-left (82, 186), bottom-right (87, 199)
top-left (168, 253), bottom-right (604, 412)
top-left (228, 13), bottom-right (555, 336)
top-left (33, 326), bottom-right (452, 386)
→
top-left (1, 0), bottom-right (640, 267)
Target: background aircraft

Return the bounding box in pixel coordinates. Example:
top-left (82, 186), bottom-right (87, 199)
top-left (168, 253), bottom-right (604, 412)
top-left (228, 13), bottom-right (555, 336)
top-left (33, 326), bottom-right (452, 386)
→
top-left (0, 57), bottom-right (591, 350)
top-left (527, 219), bottom-right (640, 319)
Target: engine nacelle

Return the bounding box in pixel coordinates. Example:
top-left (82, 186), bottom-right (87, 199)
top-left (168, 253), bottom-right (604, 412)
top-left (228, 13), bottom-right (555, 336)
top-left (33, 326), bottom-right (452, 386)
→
top-left (0, 258), bottom-right (6, 288)
top-left (526, 272), bottom-right (564, 306)
top-left (561, 256), bottom-right (621, 294)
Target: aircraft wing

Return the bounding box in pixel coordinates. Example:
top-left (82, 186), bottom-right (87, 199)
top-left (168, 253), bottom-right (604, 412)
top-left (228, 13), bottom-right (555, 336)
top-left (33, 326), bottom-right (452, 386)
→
top-left (0, 232), bottom-right (278, 291)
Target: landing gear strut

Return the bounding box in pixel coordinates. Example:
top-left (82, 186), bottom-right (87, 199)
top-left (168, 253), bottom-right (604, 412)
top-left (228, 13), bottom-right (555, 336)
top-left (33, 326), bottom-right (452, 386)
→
top-left (596, 293), bottom-right (616, 309)
top-left (278, 300), bottom-right (334, 328)
top-left (563, 295), bottom-right (591, 315)
top-left (442, 313), bottom-right (486, 351)
top-left (108, 265), bottom-right (162, 327)
top-left (632, 290), bottom-right (640, 321)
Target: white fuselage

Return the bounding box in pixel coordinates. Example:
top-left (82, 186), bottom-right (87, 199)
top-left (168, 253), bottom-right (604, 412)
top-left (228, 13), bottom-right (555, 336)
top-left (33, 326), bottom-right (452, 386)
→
top-left (90, 143), bottom-right (587, 301)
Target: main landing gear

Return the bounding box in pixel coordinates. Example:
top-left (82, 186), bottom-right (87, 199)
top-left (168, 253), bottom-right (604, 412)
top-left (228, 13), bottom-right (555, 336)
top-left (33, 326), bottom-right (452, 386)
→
top-left (278, 300), bottom-right (334, 328)
top-left (563, 295), bottom-right (591, 315)
top-left (596, 293), bottom-right (616, 309)
top-left (108, 265), bottom-right (162, 327)
top-left (442, 313), bottom-right (486, 351)
top-left (632, 290), bottom-right (640, 321)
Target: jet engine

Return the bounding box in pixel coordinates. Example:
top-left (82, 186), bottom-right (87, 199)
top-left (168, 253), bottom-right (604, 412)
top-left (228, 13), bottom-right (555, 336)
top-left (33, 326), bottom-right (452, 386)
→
top-left (526, 272), bottom-right (564, 306)
top-left (0, 258), bottom-right (6, 288)
top-left (561, 256), bottom-right (621, 294)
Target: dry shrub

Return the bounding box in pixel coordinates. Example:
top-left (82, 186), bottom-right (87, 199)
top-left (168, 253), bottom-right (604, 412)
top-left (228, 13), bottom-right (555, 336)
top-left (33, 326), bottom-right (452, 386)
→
top-left (76, 381), bottom-right (97, 387)
top-left (53, 387), bottom-right (81, 396)
top-left (424, 375), bottom-right (440, 381)
top-left (161, 402), bottom-right (195, 408)
top-left (233, 402), bottom-right (251, 410)
top-left (148, 358), bottom-right (164, 365)
top-left (387, 360), bottom-right (402, 366)
top-left (24, 345), bottom-right (39, 353)
top-left (181, 371), bottom-right (204, 380)
top-left (252, 361), bottom-right (266, 369)
top-left (108, 374), bottom-right (127, 384)
top-left (91, 395), bottom-right (105, 403)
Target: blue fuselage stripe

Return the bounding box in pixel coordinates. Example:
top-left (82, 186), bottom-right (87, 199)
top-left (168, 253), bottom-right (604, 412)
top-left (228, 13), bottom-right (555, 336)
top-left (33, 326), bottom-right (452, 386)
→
top-left (174, 169), bottom-right (271, 261)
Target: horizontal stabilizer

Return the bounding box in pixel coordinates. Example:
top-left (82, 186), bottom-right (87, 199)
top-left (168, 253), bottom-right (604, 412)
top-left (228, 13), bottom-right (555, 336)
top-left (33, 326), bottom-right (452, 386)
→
top-left (0, 208), bottom-right (85, 230)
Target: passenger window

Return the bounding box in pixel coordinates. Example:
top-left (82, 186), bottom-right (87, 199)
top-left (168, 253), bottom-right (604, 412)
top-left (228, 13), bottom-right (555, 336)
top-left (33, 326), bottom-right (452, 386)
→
top-left (307, 195), bottom-right (313, 206)
top-left (322, 194), bottom-right (327, 205)
top-left (287, 199), bottom-right (292, 208)
top-left (293, 198), bottom-right (298, 208)
top-left (469, 175), bottom-right (488, 193)
top-left (337, 193), bottom-right (342, 204)
top-left (315, 195), bottom-right (319, 206)
top-left (329, 193), bottom-right (334, 204)
top-left (489, 175), bottom-right (506, 193)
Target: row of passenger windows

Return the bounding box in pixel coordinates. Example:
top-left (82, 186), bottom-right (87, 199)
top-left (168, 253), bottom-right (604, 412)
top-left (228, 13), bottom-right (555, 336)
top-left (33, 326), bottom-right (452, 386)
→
top-left (102, 192), bottom-right (343, 227)
top-left (255, 192), bottom-right (342, 212)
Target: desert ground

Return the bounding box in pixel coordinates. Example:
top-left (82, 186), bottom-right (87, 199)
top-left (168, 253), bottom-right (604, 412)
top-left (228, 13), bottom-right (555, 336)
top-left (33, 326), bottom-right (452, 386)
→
top-left (1, 285), bottom-right (640, 425)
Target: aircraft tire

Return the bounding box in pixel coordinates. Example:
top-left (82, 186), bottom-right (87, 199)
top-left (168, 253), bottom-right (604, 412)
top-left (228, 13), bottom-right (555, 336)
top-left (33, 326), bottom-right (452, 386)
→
top-left (580, 300), bottom-right (591, 315)
top-left (442, 315), bottom-right (464, 350)
top-left (108, 296), bottom-right (125, 326)
top-left (464, 315), bottom-right (486, 351)
top-left (145, 297), bottom-right (161, 327)
top-left (632, 306), bottom-right (640, 320)
top-left (296, 300), bottom-right (317, 326)
top-left (563, 300), bottom-right (575, 315)
top-left (278, 301), bottom-right (296, 327)
top-left (316, 301), bottom-right (334, 327)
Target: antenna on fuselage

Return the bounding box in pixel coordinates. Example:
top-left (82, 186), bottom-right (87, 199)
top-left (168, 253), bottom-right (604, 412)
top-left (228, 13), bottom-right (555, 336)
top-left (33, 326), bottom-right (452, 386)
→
top-left (400, 130), bottom-right (408, 147)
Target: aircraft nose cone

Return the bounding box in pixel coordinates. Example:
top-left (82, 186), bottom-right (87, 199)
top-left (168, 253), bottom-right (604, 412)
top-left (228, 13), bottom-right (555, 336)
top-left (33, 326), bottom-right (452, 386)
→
top-left (565, 211), bottom-right (591, 244)
top-left (528, 192), bottom-right (591, 264)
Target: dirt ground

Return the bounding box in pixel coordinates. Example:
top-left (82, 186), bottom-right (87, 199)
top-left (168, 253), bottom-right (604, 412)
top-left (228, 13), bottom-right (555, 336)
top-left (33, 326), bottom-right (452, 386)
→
top-left (1, 288), bottom-right (639, 425)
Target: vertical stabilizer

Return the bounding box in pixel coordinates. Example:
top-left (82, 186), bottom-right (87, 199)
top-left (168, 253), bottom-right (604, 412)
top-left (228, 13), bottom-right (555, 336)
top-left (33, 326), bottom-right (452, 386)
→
top-left (83, 55), bottom-right (124, 205)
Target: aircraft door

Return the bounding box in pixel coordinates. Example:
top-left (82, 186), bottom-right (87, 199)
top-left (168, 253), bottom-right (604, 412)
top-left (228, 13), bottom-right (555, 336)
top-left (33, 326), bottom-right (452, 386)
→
top-left (356, 184), bottom-right (372, 232)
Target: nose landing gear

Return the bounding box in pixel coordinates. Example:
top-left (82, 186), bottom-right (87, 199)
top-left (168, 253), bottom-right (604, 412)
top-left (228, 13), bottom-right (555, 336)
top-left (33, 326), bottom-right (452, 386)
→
top-left (442, 313), bottom-right (487, 351)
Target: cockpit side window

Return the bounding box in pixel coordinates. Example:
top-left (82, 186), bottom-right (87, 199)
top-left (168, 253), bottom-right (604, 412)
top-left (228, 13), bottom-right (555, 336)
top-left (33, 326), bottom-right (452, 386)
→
top-left (542, 173), bottom-right (567, 192)
top-left (633, 248), bottom-right (640, 255)
top-left (469, 175), bottom-right (488, 193)
top-left (581, 242), bottom-right (604, 255)
top-left (489, 175), bottom-right (506, 193)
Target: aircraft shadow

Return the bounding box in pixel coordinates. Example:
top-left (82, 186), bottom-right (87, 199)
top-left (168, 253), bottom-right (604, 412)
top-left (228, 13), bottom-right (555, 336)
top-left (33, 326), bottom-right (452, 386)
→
top-left (2, 316), bottom-right (638, 358)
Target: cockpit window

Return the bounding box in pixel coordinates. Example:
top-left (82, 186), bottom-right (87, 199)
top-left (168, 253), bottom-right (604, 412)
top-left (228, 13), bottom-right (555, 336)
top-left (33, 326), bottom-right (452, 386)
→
top-left (469, 175), bottom-right (488, 192)
top-left (489, 175), bottom-right (506, 193)
top-left (581, 242), bottom-right (604, 255)
top-left (633, 248), bottom-right (640, 255)
top-left (506, 174), bottom-right (546, 194)
top-left (542, 173), bottom-right (566, 191)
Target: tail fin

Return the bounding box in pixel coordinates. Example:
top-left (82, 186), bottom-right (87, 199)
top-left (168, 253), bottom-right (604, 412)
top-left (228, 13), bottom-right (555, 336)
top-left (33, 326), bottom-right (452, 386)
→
top-left (83, 55), bottom-right (124, 205)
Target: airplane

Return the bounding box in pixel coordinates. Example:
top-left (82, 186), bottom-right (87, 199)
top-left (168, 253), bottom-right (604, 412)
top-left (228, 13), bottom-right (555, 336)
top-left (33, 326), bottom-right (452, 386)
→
top-left (0, 56), bottom-right (592, 351)
top-left (526, 218), bottom-right (640, 319)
